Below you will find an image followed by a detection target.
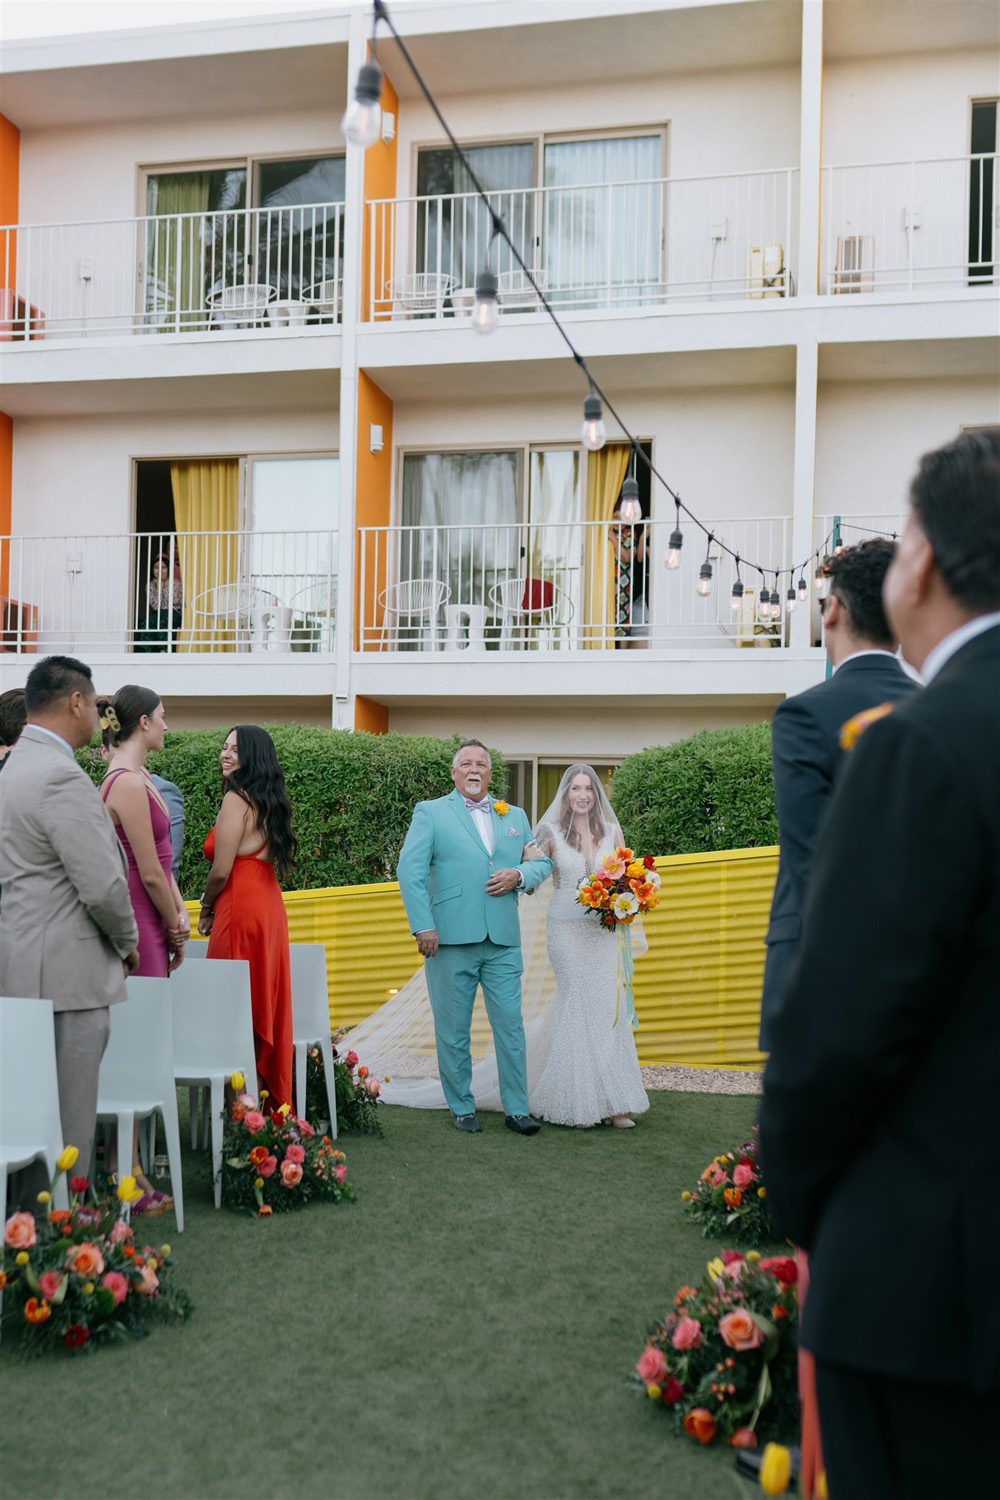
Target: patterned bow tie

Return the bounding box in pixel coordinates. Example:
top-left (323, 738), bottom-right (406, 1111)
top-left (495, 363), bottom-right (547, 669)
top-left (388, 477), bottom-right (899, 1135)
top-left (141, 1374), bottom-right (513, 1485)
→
top-left (464, 795), bottom-right (491, 813)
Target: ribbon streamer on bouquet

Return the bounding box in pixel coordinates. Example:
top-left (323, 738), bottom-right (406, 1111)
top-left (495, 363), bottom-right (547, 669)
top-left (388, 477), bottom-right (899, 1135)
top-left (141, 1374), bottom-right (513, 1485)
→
top-left (613, 922), bottom-right (639, 1030)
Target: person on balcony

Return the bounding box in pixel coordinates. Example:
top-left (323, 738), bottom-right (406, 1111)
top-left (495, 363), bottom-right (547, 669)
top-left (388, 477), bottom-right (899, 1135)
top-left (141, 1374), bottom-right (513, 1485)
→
top-left (136, 553), bottom-right (183, 653)
top-left (199, 726), bottom-right (296, 1114)
top-left (609, 500), bottom-right (648, 647)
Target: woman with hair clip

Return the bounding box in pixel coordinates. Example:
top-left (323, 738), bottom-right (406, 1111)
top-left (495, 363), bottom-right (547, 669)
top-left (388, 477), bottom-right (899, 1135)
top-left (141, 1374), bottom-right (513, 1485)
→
top-left (99, 684), bottom-right (189, 1216)
top-left (199, 725), bottom-right (297, 1113)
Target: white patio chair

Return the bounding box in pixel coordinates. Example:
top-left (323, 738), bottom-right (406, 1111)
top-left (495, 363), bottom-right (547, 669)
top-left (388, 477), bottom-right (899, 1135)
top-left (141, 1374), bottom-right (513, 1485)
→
top-left (206, 283), bottom-right (276, 329)
top-left (378, 578), bottom-right (451, 650)
top-left (97, 977), bottom-right (185, 1232)
top-left (191, 583), bottom-right (271, 650)
top-left (303, 278), bottom-right (342, 322)
top-left (290, 945), bottom-right (338, 1137)
top-left (496, 269), bottom-right (547, 308)
top-left (1, 996), bottom-right (70, 1215)
top-left (292, 579), bottom-right (337, 651)
top-left (171, 959), bottom-right (256, 1210)
top-left (387, 272), bottom-right (456, 318)
top-left (488, 577), bottom-right (573, 650)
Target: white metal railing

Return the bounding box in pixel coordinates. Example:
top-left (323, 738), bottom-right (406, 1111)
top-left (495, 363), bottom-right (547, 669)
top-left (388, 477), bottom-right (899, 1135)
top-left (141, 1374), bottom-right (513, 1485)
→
top-left (356, 517), bottom-right (793, 651)
top-left (821, 154), bottom-right (999, 294)
top-left (0, 531), bottom-right (337, 654)
top-left (366, 169), bottom-right (799, 320)
top-left (0, 203), bottom-right (345, 340)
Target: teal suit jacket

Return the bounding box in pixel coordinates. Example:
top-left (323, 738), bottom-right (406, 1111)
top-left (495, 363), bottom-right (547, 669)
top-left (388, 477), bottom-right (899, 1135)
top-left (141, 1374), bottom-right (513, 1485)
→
top-left (397, 789), bottom-right (553, 947)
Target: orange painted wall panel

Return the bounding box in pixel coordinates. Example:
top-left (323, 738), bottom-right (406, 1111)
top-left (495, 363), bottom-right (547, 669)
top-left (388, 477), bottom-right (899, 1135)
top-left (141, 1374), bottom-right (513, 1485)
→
top-left (360, 68), bottom-right (398, 322)
top-left (0, 113), bottom-right (20, 295)
top-left (355, 371), bottom-right (394, 649)
top-left (354, 696), bottom-right (389, 734)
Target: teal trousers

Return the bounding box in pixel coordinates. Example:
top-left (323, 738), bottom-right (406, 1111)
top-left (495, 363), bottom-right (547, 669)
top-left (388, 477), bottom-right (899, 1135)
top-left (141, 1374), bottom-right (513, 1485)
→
top-left (424, 939), bottom-right (528, 1118)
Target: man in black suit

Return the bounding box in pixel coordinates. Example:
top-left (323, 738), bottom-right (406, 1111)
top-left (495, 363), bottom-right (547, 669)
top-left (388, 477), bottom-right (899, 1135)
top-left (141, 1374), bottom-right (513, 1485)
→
top-left (760, 427), bottom-right (1000, 1499)
top-left (759, 539), bottom-right (919, 1050)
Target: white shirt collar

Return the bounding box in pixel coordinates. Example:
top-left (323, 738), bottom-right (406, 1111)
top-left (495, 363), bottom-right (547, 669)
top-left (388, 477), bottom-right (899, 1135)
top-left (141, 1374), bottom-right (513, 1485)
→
top-left (921, 613), bottom-right (1000, 684)
top-left (832, 648), bottom-right (898, 674)
top-left (25, 722), bottom-right (75, 758)
top-left (467, 802), bottom-right (495, 851)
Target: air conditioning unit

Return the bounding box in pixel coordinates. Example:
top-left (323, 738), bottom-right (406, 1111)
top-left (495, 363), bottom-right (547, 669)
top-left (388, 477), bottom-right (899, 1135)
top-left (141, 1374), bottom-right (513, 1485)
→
top-left (833, 235), bottom-right (875, 294)
top-left (745, 244), bottom-right (785, 298)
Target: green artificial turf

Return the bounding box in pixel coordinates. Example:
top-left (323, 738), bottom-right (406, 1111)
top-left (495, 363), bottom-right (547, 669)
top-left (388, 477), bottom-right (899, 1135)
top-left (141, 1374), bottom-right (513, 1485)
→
top-left (1, 1092), bottom-right (778, 1500)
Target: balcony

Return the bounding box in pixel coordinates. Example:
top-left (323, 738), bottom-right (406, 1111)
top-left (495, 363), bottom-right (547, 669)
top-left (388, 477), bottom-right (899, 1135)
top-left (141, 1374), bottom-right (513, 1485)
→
top-left (0, 204), bottom-right (345, 342)
top-left (0, 531), bottom-right (337, 656)
top-left (356, 517), bottom-right (794, 653)
top-left (821, 154), bottom-right (999, 295)
top-left (364, 168), bottom-right (799, 321)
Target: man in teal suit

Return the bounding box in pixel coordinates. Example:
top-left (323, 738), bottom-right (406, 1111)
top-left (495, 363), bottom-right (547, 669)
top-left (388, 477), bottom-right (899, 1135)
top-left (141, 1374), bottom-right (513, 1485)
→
top-left (397, 740), bottom-right (553, 1134)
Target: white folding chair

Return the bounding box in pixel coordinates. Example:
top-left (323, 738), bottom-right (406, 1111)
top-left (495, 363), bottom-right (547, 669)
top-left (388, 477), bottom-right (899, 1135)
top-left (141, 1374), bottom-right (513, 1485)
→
top-left (171, 960), bottom-right (256, 1210)
top-left (1, 996), bottom-right (70, 1213)
top-left (97, 977), bottom-right (185, 1232)
top-left (289, 945), bottom-right (338, 1138)
top-left (184, 940), bottom-right (208, 959)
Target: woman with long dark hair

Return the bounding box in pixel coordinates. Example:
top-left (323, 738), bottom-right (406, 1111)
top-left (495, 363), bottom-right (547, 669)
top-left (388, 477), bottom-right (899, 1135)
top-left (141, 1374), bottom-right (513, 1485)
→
top-left (199, 725), bottom-right (297, 1111)
top-left (136, 554), bottom-right (183, 652)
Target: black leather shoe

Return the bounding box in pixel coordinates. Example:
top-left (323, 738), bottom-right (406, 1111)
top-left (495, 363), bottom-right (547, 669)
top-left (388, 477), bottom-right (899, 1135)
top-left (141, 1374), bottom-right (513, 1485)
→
top-left (504, 1114), bottom-right (542, 1135)
top-left (453, 1114), bottom-right (481, 1133)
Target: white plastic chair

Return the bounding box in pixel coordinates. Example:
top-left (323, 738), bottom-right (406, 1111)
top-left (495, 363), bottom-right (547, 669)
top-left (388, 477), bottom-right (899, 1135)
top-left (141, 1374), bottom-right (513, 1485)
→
top-left (206, 283), bottom-right (276, 328)
top-left (292, 579), bottom-right (337, 651)
top-left (378, 578), bottom-right (450, 650)
top-left (496, 269), bottom-right (547, 308)
top-left (191, 583), bottom-right (271, 650)
top-left (96, 977), bottom-right (185, 1232)
top-left (171, 959), bottom-right (256, 1209)
top-left (303, 278), bottom-right (342, 322)
top-left (289, 945), bottom-right (338, 1138)
top-left (488, 577), bottom-right (573, 650)
top-left (1, 996), bottom-right (70, 1214)
top-left (387, 272), bottom-right (456, 317)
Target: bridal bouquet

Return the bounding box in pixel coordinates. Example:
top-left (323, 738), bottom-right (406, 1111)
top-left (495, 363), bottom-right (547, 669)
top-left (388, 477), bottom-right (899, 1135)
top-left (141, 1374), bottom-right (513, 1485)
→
top-left (577, 846), bottom-right (660, 932)
top-left (1, 1154), bottom-right (191, 1357)
top-left (628, 1251), bottom-right (799, 1449)
top-left (221, 1091), bottom-right (355, 1217)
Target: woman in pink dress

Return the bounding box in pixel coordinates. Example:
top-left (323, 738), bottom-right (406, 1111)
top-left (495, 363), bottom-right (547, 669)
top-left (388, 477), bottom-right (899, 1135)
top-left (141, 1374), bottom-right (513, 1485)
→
top-left (199, 725), bottom-right (296, 1113)
top-left (99, 685), bottom-right (189, 1215)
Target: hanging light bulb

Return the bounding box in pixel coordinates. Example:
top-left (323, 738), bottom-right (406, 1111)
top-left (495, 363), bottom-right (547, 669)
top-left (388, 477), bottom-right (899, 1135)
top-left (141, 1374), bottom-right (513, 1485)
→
top-left (618, 447), bottom-right (641, 524)
top-left (797, 575), bottom-right (808, 603)
top-left (664, 502), bottom-right (683, 569)
top-left (815, 556), bottom-right (830, 597)
top-left (767, 585), bottom-right (780, 619)
top-left (730, 578), bottom-right (744, 614)
top-left (833, 536), bottom-right (845, 555)
top-left (581, 390), bottom-right (606, 452)
top-left (471, 267), bottom-right (499, 334)
top-left (697, 538), bottom-right (714, 597)
top-left (786, 583), bottom-right (798, 614)
top-left (341, 59), bottom-right (384, 148)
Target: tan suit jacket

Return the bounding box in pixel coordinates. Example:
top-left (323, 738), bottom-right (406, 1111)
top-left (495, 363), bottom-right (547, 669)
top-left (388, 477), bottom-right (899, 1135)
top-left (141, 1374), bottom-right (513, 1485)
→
top-left (0, 725), bottom-right (138, 1010)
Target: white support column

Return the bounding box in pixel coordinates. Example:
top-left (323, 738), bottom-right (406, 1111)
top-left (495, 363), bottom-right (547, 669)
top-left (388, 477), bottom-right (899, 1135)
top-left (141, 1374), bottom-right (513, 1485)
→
top-left (790, 336), bottom-right (818, 650)
top-left (798, 0), bottom-right (824, 298)
top-left (333, 5), bottom-right (370, 729)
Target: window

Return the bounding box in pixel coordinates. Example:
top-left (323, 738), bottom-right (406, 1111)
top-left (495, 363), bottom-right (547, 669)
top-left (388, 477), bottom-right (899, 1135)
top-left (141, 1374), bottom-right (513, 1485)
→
top-left (415, 143), bottom-right (535, 287)
top-left (969, 101), bottom-right (998, 284)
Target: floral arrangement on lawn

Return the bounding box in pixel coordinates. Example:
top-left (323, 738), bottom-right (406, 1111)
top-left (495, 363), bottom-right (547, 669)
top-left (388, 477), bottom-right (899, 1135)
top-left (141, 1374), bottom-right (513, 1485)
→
top-left (295, 1041), bottom-right (384, 1137)
top-left (682, 1128), bottom-right (775, 1246)
top-left (221, 1085), bottom-right (356, 1216)
top-left (1, 1149), bottom-right (191, 1357)
top-left (629, 1251), bottom-right (799, 1451)
top-left (577, 847), bottom-right (660, 931)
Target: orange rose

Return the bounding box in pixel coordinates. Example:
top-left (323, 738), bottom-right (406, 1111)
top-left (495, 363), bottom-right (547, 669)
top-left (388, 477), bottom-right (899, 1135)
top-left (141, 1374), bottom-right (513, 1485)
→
top-left (683, 1408), bottom-right (717, 1445)
top-left (719, 1310), bottom-right (766, 1351)
top-left (67, 1242), bottom-right (104, 1279)
top-left (673, 1285), bottom-right (698, 1306)
top-left (48, 1209), bottom-right (72, 1226)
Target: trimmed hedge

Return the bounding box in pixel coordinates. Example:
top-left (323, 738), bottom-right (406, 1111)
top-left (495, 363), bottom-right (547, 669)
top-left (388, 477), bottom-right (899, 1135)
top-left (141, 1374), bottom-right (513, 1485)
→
top-left (78, 728), bottom-right (507, 899)
top-left (610, 723), bottom-right (776, 855)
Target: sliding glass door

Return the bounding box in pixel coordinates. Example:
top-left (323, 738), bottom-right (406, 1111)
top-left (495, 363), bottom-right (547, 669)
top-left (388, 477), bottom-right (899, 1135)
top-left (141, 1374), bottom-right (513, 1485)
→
top-left (416, 144), bottom-right (535, 289)
top-left (144, 168), bottom-right (247, 329)
top-left (543, 135), bottom-right (663, 306)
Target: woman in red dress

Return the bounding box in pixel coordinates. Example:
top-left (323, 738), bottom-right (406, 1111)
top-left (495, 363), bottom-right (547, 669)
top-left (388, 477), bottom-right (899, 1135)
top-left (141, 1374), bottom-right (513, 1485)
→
top-left (198, 726), bottom-right (297, 1112)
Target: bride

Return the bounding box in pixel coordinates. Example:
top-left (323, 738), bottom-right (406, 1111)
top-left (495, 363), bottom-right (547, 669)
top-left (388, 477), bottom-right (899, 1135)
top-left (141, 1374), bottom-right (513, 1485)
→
top-left (345, 765), bottom-right (650, 1129)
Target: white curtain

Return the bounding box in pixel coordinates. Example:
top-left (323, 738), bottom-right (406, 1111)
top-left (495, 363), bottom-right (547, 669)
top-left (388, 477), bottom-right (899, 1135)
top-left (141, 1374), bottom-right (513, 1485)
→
top-left (543, 136), bottom-right (661, 302)
top-left (528, 449), bottom-right (582, 628)
top-left (401, 451), bottom-right (519, 609)
top-left (418, 144), bottom-right (534, 285)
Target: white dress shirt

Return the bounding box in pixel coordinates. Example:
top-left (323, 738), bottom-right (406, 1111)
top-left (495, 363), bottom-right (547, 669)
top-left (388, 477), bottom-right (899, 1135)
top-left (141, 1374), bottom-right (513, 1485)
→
top-left (467, 802), bottom-right (494, 852)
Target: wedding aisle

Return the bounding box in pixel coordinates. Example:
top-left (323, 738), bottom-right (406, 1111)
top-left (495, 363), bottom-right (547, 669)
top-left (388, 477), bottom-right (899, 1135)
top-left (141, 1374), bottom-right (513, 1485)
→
top-left (1, 1090), bottom-right (775, 1500)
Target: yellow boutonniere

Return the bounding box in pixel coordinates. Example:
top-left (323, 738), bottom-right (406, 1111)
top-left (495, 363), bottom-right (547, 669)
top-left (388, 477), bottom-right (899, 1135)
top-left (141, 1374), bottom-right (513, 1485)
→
top-left (839, 700), bottom-right (896, 751)
top-left (493, 800), bottom-right (509, 816)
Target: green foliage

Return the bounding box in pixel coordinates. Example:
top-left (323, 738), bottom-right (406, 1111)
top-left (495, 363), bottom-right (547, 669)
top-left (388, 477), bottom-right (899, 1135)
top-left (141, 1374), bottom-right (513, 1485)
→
top-left (78, 727), bottom-right (506, 899)
top-left (611, 723), bottom-right (776, 856)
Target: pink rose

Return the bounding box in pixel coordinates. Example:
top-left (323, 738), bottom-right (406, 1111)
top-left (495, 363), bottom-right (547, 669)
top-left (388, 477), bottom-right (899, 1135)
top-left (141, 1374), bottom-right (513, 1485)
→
top-left (238, 1093), bottom-right (256, 1107)
top-left (243, 1111), bottom-right (266, 1134)
top-left (720, 1250), bottom-right (744, 1266)
top-left (365, 1077), bottom-right (380, 1097)
top-left (102, 1270), bottom-right (129, 1306)
top-left (109, 1219), bottom-right (132, 1244)
top-left (334, 1164), bottom-right (347, 1185)
top-left (345, 1050), bottom-right (358, 1069)
top-left (671, 1316), bottom-right (703, 1351)
top-left (280, 1161), bottom-right (303, 1188)
top-left (38, 1271), bottom-right (64, 1301)
top-left (636, 1346), bottom-right (668, 1384)
top-left (259, 1155), bottom-right (277, 1178)
top-left (733, 1163), bottom-right (754, 1189)
top-left (710, 1167), bottom-right (728, 1188)
top-left (284, 1143), bottom-right (306, 1165)
top-left (759, 1256), bottom-right (798, 1286)
top-left (298, 1120), bottom-right (315, 1139)
top-left (135, 1263), bottom-right (159, 1297)
top-left (719, 1310), bottom-right (766, 1351)
top-left (4, 1212), bottom-right (36, 1250)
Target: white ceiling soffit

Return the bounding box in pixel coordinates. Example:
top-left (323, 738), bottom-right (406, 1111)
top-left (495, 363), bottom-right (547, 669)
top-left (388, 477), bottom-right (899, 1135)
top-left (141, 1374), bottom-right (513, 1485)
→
top-left (823, 0), bottom-right (1000, 60)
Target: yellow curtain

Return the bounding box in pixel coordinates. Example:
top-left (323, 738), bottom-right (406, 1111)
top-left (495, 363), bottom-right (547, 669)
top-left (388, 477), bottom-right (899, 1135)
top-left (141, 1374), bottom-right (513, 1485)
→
top-left (583, 444), bottom-right (630, 649)
top-left (171, 459), bottom-right (240, 652)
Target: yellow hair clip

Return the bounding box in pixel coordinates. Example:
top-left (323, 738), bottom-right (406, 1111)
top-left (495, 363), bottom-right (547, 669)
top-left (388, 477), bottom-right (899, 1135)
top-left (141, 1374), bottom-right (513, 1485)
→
top-left (100, 706), bottom-right (121, 733)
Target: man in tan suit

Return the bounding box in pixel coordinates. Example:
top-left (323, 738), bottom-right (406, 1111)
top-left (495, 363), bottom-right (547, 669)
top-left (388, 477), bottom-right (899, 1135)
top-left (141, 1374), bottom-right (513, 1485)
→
top-left (0, 656), bottom-right (139, 1190)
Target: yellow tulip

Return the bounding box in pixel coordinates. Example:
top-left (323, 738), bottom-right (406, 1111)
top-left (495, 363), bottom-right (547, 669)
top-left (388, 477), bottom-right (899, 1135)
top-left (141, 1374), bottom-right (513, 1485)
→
top-left (57, 1145), bottom-right (79, 1172)
top-left (706, 1257), bottom-right (725, 1283)
top-left (230, 1071), bottom-right (245, 1091)
top-left (746, 1250), bottom-right (761, 1263)
top-left (117, 1175), bottom-right (143, 1204)
top-left (681, 1191), bottom-right (691, 1202)
top-left (277, 1103), bottom-right (291, 1118)
top-left (36, 1191), bottom-right (51, 1205)
top-left (760, 1443), bottom-right (792, 1496)
top-left (15, 1251), bottom-right (29, 1266)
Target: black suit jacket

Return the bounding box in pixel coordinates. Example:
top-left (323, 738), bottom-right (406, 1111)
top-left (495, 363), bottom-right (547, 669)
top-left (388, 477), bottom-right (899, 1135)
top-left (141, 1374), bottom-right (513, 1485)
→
top-left (759, 654), bottom-right (920, 1049)
top-left (759, 625), bottom-right (1000, 1393)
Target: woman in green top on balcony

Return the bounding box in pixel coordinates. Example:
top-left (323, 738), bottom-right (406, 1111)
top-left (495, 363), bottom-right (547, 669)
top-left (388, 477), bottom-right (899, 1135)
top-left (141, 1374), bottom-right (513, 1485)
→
top-left (136, 553), bottom-right (183, 652)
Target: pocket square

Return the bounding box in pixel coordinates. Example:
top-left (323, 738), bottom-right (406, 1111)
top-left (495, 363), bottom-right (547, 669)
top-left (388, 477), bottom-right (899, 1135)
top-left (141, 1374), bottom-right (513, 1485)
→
top-left (508, 827), bottom-right (520, 837)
